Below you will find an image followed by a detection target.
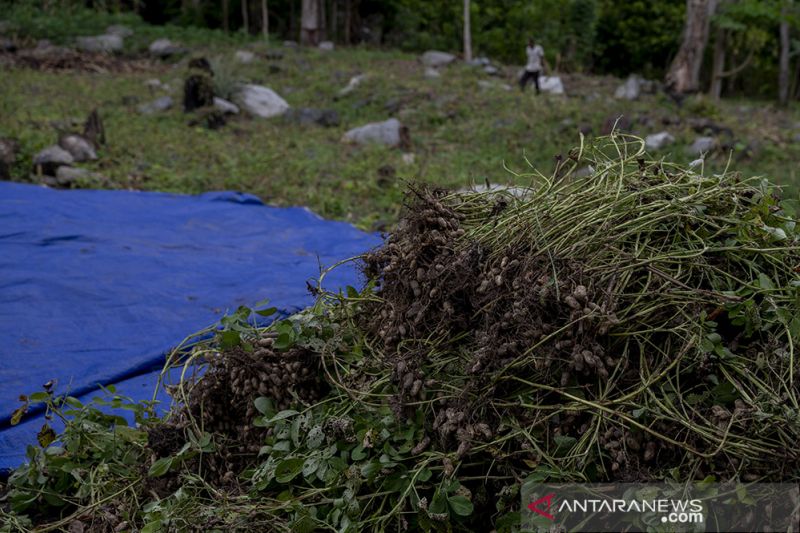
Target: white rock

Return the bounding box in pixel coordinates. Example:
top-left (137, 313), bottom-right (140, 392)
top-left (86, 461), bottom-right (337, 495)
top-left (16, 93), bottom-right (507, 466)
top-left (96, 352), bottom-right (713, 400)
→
top-left (33, 145), bottom-right (74, 175)
top-left (337, 74), bottom-right (366, 97)
top-left (402, 153), bottom-right (416, 165)
top-left (137, 96), bottom-right (173, 114)
top-left (424, 67), bottom-right (441, 79)
top-left (235, 50), bottom-right (255, 64)
top-left (688, 136), bottom-right (716, 156)
top-left (421, 50), bottom-right (456, 68)
top-left (76, 34), bottom-right (123, 53)
top-left (235, 85), bottom-right (289, 118)
top-left (55, 166), bottom-right (90, 186)
top-left (645, 131), bottom-right (675, 151)
top-left (59, 134), bottom-right (97, 162)
top-left (343, 118), bottom-right (405, 147)
top-left (539, 76), bottom-right (565, 95)
top-left (149, 38), bottom-right (182, 58)
top-left (105, 25), bottom-right (133, 37)
top-left (483, 65), bottom-right (499, 76)
top-left (318, 41), bottom-right (334, 51)
top-left (213, 97), bottom-right (240, 115)
top-left (614, 75), bottom-right (642, 100)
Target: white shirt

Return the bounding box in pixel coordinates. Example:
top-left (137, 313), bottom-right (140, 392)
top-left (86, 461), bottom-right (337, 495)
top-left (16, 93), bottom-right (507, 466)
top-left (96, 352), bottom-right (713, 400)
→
top-left (526, 45), bottom-right (544, 72)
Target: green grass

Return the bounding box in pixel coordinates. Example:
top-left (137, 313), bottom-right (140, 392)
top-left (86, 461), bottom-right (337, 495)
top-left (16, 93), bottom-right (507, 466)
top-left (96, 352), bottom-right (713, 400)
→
top-left (2, 7), bottom-right (800, 228)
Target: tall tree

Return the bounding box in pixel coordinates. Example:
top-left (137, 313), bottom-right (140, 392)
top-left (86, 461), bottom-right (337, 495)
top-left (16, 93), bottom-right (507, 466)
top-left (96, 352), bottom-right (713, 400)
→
top-left (463, 0), bottom-right (472, 62)
top-left (223, 0), bottom-right (230, 32)
top-left (261, 0), bottom-right (269, 39)
top-left (779, 0), bottom-right (792, 105)
top-left (301, 0), bottom-right (321, 45)
top-left (666, 0), bottom-right (719, 94)
top-left (242, 0), bottom-right (250, 34)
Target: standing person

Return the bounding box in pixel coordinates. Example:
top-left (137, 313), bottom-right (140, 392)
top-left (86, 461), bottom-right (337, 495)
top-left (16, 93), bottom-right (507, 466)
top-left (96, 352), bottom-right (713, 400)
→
top-left (520, 38), bottom-right (544, 93)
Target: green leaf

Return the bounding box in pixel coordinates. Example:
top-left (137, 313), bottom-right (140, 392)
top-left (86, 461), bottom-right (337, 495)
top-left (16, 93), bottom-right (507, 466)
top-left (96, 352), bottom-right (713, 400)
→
top-left (267, 410), bottom-right (300, 424)
top-left (757, 273), bottom-right (775, 290)
top-left (254, 397), bottom-right (275, 416)
top-left (275, 457), bottom-right (305, 483)
top-left (219, 330), bottom-right (241, 349)
top-left (351, 444), bottom-right (367, 461)
top-left (274, 332), bottom-right (293, 351)
top-left (256, 307), bottom-right (278, 317)
top-left (448, 495), bottom-right (474, 516)
top-left (148, 457), bottom-right (173, 477)
top-left (29, 392), bottom-right (50, 402)
top-left (141, 520), bottom-right (163, 533)
top-left (553, 434), bottom-right (577, 449)
top-left (37, 424), bottom-right (56, 447)
top-left (306, 426), bottom-right (325, 450)
top-left (302, 456), bottom-right (320, 478)
top-left (429, 488), bottom-right (448, 515)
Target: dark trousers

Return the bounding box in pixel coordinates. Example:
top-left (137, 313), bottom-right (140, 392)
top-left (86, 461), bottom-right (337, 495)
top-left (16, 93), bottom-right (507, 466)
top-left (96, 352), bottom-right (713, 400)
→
top-left (520, 69), bottom-right (540, 93)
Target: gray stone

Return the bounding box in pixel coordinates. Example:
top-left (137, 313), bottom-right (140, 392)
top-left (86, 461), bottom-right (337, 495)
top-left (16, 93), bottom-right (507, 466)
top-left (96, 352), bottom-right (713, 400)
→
top-left (539, 76), bottom-right (565, 95)
top-left (33, 145), bottom-right (73, 176)
top-left (1, 38), bottom-right (16, 52)
top-left (149, 38), bottom-right (184, 58)
top-left (105, 25), bottom-right (133, 37)
top-left (76, 34), bottom-right (123, 53)
top-left (318, 41), bottom-right (334, 51)
top-left (614, 75), bottom-right (642, 100)
top-left (59, 134), bottom-right (97, 162)
top-left (688, 136), bottom-right (717, 156)
top-left (145, 78), bottom-right (169, 91)
top-left (467, 56), bottom-right (491, 67)
top-left (284, 108), bottom-right (340, 127)
top-left (137, 96), bottom-right (174, 114)
top-left (55, 166), bottom-right (90, 186)
top-left (235, 85), bottom-right (289, 118)
top-left (483, 65), bottom-right (499, 76)
top-left (234, 50), bottom-right (255, 64)
top-left (213, 97), bottom-right (239, 115)
top-left (337, 74), bottom-right (366, 97)
top-left (343, 118), bottom-right (407, 148)
top-left (424, 67), bottom-right (441, 79)
top-left (645, 131), bottom-right (675, 151)
top-left (283, 40), bottom-right (298, 48)
top-left (421, 50), bottom-right (456, 68)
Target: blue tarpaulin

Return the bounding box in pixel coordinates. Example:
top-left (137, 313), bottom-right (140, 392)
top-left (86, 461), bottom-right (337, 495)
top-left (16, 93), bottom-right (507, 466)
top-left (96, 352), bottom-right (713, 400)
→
top-left (0, 182), bottom-right (380, 470)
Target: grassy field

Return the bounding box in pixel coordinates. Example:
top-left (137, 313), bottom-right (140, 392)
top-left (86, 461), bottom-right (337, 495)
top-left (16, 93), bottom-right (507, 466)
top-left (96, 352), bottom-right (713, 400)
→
top-left (2, 8), bottom-right (800, 229)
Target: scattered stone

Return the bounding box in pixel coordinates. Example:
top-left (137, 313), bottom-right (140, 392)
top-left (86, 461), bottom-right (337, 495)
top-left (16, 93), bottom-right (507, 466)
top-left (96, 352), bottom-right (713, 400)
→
top-left (343, 118), bottom-right (409, 149)
top-left (401, 153), bottom-right (416, 165)
top-left (76, 34), bottom-right (123, 53)
top-left (1, 38), bottom-right (17, 53)
top-left (214, 97), bottom-right (239, 115)
top-left (33, 145), bottom-right (73, 176)
top-left (105, 25), bottom-right (133, 38)
top-left (59, 134), bottom-right (97, 162)
top-left (421, 50), bottom-right (455, 68)
top-left (688, 117), bottom-right (733, 137)
top-left (235, 84), bottom-right (290, 118)
top-left (55, 166), bottom-right (91, 186)
top-left (284, 108), bottom-right (340, 127)
top-left (466, 56), bottom-right (491, 67)
top-left (137, 96), bottom-right (174, 114)
top-left (424, 67), bottom-right (441, 79)
top-left (688, 136), bottom-right (717, 156)
top-left (235, 50), bottom-right (255, 64)
top-left (614, 75), bottom-right (642, 100)
top-left (0, 137), bottom-right (20, 180)
top-left (477, 80), bottom-right (511, 91)
top-left (145, 78), bottom-right (170, 91)
top-left (483, 65), bottom-right (499, 76)
top-left (283, 40), bottom-right (298, 48)
top-left (539, 76), bottom-right (565, 95)
top-left (645, 131), bottom-right (675, 151)
top-left (337, 74), bottom-right (366, 97)
top-left (318, 41), bottom-right (334, 51)
top-left (149, 38), bottom-right (184, 58)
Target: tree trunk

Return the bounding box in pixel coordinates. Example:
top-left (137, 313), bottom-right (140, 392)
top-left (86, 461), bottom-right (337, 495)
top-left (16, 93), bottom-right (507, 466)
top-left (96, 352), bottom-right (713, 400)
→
top-left (779, 0), bottom-right (792, 106)
top-left (261, 0), bottom-right (269, 39)
top-left (344, 0), bottom-right (351, 44)
top-left (223, 0), bottom-right (230, 32)
top-left (463, 0), bottom-right (472, 62)
top-left (241, 0), bottom-right (250, 34)
top-left (301, 0), bottom-right (321, 45)
top-left (709, 28), bottom-right (726, 100)
top-left (666, 0), bottom-right (718, 95)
